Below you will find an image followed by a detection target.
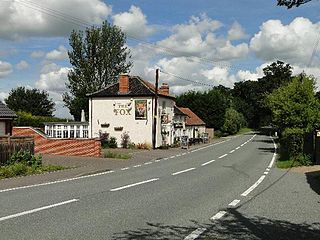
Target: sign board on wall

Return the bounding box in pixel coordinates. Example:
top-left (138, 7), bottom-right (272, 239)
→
top-left (135, 100), bottom-right (147, 120)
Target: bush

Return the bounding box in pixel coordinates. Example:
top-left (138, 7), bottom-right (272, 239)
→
top-left (100, 132), bottom-right (110, 148)
top-left (121, 131), bottom-right (130, 148)
top-left (0, 163), bottom-right (28, 178)
top-left (14, 111), bottom-right (71, 128)
top-left (7, 149), bottom-right (42, 167)
top-left (108, 137), bottom-right (118, 148)
top-left (136, 143), bottom-right (151, 150)
top-left (280, 128), bottom-right (304, 160)
top-left (221, 108), bottom-right (247, 135)
top-left (128, 142), bottom-right (136, 149)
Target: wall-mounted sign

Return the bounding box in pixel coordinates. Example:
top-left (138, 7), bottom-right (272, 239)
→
top-left (135, 100), bottom-right (147, 120)
top-left (113, 102), bottom-right (132, 116)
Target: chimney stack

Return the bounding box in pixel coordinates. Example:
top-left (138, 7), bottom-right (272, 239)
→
top-left (81, 109), bottom-right (86, 122)
top-left (119, 74), bottom-right (129, 94)
top-left (159, 83), bottom-right (169, 95)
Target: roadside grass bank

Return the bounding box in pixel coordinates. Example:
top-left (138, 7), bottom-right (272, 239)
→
top-left (236, 127), bottom-right (253, 135)
top-left (0, 149), bottom-right (67, 180)
top-left (104, 151), bottom-right (131, 160)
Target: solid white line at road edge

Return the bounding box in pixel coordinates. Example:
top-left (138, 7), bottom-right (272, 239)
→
top-left (172, 168), bottom-right (196, 176)
top-left (110, 178), bottom-right (159, 192)
top-left (184, 228), bottom-right (207, 240)
top-left (0, 199), bottom-right (79, 222)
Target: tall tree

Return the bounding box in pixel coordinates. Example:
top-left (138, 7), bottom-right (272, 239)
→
top-left (277, 0), bottom-right (313, 8)
top-left (5, 87), bottom-right (55, 116)
top-left (64, 21), bottom-right (132, 120)
top-left (266, 75), bottom-right (320, 131)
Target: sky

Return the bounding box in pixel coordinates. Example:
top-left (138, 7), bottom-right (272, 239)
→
top-left (0, 0), bottom-right (319, 118)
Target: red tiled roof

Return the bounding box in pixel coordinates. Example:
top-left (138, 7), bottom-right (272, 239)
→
top-left (179, 107), bottom-right (205, 126)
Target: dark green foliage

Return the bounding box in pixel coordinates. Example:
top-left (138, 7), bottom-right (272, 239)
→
top-left (101, 135), bottom-right (118, 149)
top-left (277, 0), bottom-right (312, 8)
top-left (7, 149), bottom-right (42, 167)
top-left (176, 86), bottom-right (230, 130)
top-left (14, 111), bottom-right (70, 128)
top-left (109, 137), bottom-right (118, 148)
top-left (5, 87), bottom-right (55, 116)
top-left (64, 21), bottom-right (132, 120)
top-left (280, 128), bottom-right (304, 160)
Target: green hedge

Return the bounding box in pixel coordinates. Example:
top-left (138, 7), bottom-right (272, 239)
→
top-left (280, 128), bottom-right (304, 160)
top-left (14, 111), bottom-right (72, 128)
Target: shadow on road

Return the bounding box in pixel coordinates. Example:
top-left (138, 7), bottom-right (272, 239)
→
top-left (111, 208), bottom-right (320, 240)
top-left (306, 170), bottom-right (320, 195)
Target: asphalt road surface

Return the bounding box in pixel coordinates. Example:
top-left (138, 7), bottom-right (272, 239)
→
top-left (0, 132), bottom-right (319, 239)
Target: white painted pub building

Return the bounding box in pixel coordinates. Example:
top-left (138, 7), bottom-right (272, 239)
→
top-left (87, 74), bottom-right (206, 147)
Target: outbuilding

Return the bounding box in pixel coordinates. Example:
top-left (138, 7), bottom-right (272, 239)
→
top-left (0, 101), bottom-right (17, 136)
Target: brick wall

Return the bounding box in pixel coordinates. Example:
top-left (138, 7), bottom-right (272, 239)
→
top-left (12, 127), bottom-right (101, 157)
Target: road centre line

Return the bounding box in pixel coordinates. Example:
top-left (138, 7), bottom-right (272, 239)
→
top-left (210, 211), bottom-right (227, 221)
top-left (236, 147), bottom-right (240, 150)
top-left (170, 156), bottom-right (175, 159)
top-left (229, 150), bottom-right (235, 153)
top-left (121, 167), bottom-right (129, 170)
top-left (184, 228), bottom-right (207, 240)
top-left (155, 159), bottom-right (161, 162)
top-left (264, 171), bottom-right (269, 175)
top-left (0, 199), bottom-right (79, 222)
top-left (241, 175), bottom-right (266, 197)
top-left (172, 168), bottom-right (196, 176)
top-left (182, 153), bottom-right (187, 156)
top-left (110, 178), bottom-right (159, 192)
top-left (133, 165), bottom-right (141, 168)
top-left (0, 170), bottom-right (115, 194)
top-left (201, 159), bottom-right (215, 166)
top-left (218, 154), bottom-right (228, 159)
top-left (228, 199), bottom-right (240, 207)
top-left (144, 162), bottom-right (153, 165)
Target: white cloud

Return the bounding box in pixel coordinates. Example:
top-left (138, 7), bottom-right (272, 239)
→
top-left (36, 66), bottom-right (70, 92)
top-left (112, 5), bottom-right (156, 38)
top-left (156, 14), bottom-right (249, 61)
top-left (40, 62), bottom-right (62, 74)
top-left (250, 17), bottom-right (320, 66)
top-left (45, 45), bottom-right (68, 60)
top-left (0, 61), bottom-right (13, 78)
top-left (30, 50), bottom-right (45, 58)
top-left (16, 60), bottom-right (29, 70)
top-left (0, 0), bottom-right (112, 39)
top-left (228, 22), bottom-right (248, 40)
top-left (0, 91), bottom-right (8, 101)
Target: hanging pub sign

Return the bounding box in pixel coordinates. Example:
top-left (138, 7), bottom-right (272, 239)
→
top-left (135, 100), bottom-right (147, 120)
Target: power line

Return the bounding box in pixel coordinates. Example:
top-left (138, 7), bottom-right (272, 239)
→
top-left (160, 70), bottom-right (215, 87)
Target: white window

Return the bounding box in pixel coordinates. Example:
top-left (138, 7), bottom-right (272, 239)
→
top-left (83, 130), bottom-right (88, 138)
top-left (57, 130), bottom-right (62, 138)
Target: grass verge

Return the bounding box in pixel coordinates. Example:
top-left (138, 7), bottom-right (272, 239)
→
top-left (237, 127), bottom-right (253, 135)
top-left (104, 151), bottom-right (131, 159)
top-left (0, 163), bottom-right (67, 180)
top-left (276, 159), bottom-right (302, 169)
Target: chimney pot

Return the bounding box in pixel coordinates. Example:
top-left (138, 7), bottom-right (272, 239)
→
top-left (119, 74), bottom-right (129, 94)
top-left (159, 83), bottom-right (169, 95)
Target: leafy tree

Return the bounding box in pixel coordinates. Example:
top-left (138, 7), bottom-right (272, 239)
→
top-left (277, 0), bottom-right (312, 8)
top-left (64, 21), bottom-right (132, 120)
top-left (5, 87), bottom-right (55, 116)
top-left (266, 75), bottom-right (320, 132)
top-left (221, 108), bottom-right (247, 135)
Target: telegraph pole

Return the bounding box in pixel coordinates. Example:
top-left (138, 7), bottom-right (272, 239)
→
top-left (152, 69), bottom-right (159, 149)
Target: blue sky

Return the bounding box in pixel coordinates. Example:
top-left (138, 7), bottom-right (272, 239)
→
top-left (0, 0), bottom-right (319, 118)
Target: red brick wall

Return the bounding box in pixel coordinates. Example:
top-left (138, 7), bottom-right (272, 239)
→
top-left (12, 127), bottom-right (101, 157)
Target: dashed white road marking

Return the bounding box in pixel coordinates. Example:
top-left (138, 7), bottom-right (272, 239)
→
top-left (210, 211), bottom-right (227, 221)
top-left (184, 228), bottom-right (207, 240)
top-left (144, 162), bottom-right (153, 165)
top-left (170, 156), bottom-right (175, 159)
top-left (201, 159), bottom-right (215, 166)
top-left (264, 171), bottom-right (269, 175)
top-left (218, 154), bottom-right (228, 159)
top-left (176, 154), bottom-right (182, 157)
top-left (0, 170), bottom-right (115, 193)
top-left (0, 199), bottom-right (79, 222)
top-left (110, 178), bottom-right (159, 192)
top-left (155, 159), bottom-right (161, 162)
top-left (172, 168), bottom-right (196, 176)
top-left (133, 165), bottom-right (141, 168)
top-left (228, 199), bottom-right (240, 207)
top-left (236, 147), bottom-right (240, 150)
top-left (229, 150), bottom-right (235, 153)
top-left (163, 157), bottom-right (169, 160)
top-left (241, 175), bottom-right (266, 197)
top-left (121, 167), bottom-right (129, 171)
top-left (182, 153), bottom-right (187, 156)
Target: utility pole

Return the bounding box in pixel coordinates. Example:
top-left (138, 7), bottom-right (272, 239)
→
top-left (152, 69), bottom-right (159, 149)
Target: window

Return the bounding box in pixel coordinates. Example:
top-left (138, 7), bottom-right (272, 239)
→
top-left (53, 130), bottom-right (56, 138)
top-left (76, 130), bottom-right (80, 138)
top-left (70, 130), bottom-right (74, 138)
top-left (57, 125), bottom-right (61, 130)
top-left (83, 125), bottom-right (88, 130)
top-left (83, 130), bottom-right (88, 138)
top-left (64, 125), bottom-right (68, 130)
top-left (57, 130), bottom-right (62, 138)
top-left (63, 130), bottom-right (68, 138)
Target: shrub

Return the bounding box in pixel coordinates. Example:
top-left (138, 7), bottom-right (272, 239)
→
top-left (280, 128), bottom-right (304, 160)
top-left (121, 131), bottom-right (130, 148)
top-left (221, 108), bottom-right (247, 135)
top-left (128, 142), bottom-right (136, 149)
top-left (0, 163), bottom-right (28, 178)
top-left (136, 143), bottom-right (151, 150)
top-left (99, 132), bottom-right (110, 148)
top-left (108, 137), bottom-right (118, 148)
top-left (7, 149), bottom-right (42, 167)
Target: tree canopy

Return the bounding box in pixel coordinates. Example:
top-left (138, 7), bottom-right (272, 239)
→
top-left (64, 21), bottom-right (132, 120)
top-left (266, 75), bottom-right (320, 131)
top-left (5, 87), bottom-right (55, 117)
top-left (277, 0), bottom-right (313, 8)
